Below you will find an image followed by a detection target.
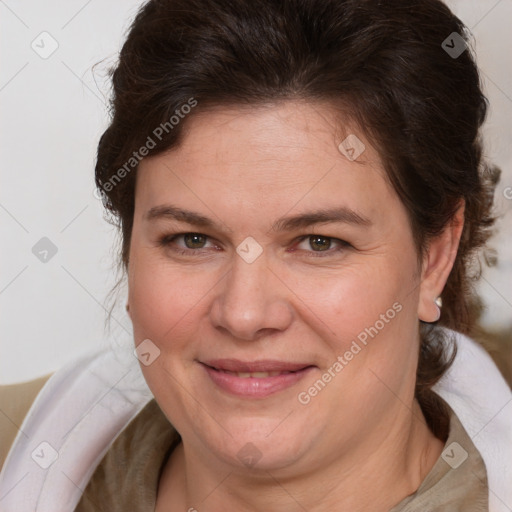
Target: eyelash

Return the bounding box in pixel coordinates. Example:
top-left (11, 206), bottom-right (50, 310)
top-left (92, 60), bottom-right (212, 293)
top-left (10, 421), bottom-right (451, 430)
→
top-left (157, 232), bottom-right (351, 258)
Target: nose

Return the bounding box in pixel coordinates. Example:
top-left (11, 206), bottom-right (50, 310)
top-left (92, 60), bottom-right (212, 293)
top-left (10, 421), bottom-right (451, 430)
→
top-left (209, 252), bottom-right (294, 341)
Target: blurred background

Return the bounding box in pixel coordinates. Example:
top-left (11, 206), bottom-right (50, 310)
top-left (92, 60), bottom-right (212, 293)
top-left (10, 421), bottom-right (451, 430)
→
top-left (1, 0), bottom-right (511, 385)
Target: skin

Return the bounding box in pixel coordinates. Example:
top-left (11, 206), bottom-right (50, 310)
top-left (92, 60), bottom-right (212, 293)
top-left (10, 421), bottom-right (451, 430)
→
top-left (126, 101), bottom-right (464, 511)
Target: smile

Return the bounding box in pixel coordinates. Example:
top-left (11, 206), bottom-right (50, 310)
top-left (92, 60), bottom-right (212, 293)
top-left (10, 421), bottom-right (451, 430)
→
top-left (219, 370), bottom-right (289, 378)
top-left (199, 359), bottom-right (316, 398)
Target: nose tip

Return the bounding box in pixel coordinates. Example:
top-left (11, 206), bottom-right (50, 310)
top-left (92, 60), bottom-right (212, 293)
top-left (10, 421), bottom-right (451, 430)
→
top-left (209, 260), bottom-right (293, 341)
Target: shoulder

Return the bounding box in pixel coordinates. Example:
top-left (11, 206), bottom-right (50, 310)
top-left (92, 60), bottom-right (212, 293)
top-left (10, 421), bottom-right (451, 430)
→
top-left (0, 374), bottom-right (52, 471)
top-left (434, 329), bottom-right (512, 511)
top-left (76, 399), bottom-right (180, 511)
top-left (0, 348), bottom-right (154, 511)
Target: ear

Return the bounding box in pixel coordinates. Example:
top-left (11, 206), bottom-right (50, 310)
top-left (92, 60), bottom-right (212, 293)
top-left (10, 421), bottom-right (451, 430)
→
top-left (418, 202), bottom-right (465, 322)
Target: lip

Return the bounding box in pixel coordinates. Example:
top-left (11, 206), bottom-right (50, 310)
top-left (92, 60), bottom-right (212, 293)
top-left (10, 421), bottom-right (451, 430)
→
top-left (199, 359), bottom-right (315, 398)
top-left (202, 359), bottom-right (312, 373)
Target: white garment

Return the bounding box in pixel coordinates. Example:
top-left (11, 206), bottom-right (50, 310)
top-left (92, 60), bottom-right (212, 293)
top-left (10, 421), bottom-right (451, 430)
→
top-left (0, 330), bottom-right (510, 512)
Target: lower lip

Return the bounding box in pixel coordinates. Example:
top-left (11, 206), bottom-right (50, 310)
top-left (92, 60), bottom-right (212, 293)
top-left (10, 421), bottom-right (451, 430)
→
top-left (201, 363), bottom-right (315, 398)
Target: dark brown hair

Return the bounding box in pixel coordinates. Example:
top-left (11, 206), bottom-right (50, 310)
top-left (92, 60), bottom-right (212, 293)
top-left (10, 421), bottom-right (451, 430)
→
top-left (96, 0), bottom-right (499, 437)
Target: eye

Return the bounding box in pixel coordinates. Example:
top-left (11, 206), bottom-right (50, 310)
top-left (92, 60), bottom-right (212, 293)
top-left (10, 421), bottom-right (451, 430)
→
top-left (294, 235), bottom-right (350, 256)
top-left (158, 232), bottom-right (218, 255)
top-left (180, 233), bottom-right (209, 249)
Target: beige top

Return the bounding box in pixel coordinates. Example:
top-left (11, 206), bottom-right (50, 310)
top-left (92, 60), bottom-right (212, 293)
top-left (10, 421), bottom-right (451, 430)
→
top-left (0, 374), bottom-right (52, 470)
top-left (75, 398), bottom-right (489, 511)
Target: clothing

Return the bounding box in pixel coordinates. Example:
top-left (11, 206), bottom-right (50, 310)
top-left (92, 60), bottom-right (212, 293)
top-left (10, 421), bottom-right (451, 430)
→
top-left (0, 330), bottom-right (511, 511)
top-left (0, 373), bottom-right (52, 470)
top-left (73, 396), bottom-right (488, 511)
top-left (0, 348), bottom-right (154, 512)
top-left (390, 401), bottom-right (488, 511)
top-left (75, 400), bottom-right (180, 511)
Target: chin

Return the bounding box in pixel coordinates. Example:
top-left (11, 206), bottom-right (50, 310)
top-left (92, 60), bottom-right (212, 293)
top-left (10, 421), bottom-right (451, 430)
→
top-left (206, 417), bottom-right (313, 472)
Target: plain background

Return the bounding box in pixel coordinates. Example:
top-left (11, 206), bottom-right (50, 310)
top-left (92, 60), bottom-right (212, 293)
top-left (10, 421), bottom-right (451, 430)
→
top-left (1, 0), bottom-right (511, 384)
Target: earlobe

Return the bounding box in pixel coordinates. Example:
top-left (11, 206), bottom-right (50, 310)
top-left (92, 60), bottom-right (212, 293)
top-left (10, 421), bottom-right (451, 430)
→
top-left (417, 203), bottom-right (465, 322)
top-left (419, 296), bottom-right (442, 323)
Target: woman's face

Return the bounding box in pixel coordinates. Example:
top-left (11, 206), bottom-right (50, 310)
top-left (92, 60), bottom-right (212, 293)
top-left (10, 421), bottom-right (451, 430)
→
top-left (128, 101), bottom-right (429, 473)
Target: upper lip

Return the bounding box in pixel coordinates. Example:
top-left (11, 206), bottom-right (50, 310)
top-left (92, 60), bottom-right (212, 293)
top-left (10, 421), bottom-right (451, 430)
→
top-left (201, 359), bottom-right (313, 373)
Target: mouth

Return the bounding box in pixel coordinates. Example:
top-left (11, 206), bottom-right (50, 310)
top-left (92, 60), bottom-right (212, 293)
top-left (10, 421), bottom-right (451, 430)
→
top-left (199, 359), bottom-right (316, 398)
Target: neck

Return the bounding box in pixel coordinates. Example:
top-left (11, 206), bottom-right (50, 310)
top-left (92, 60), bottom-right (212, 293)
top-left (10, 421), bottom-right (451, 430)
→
top-left (156, 399), bottom-right (444, 512)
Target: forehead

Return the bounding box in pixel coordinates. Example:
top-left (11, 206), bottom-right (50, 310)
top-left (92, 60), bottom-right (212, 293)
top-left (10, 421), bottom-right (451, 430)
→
top-left (134, 101), bottom-right (398, 222)
top-left (166, 101), bottom-right (382, 167)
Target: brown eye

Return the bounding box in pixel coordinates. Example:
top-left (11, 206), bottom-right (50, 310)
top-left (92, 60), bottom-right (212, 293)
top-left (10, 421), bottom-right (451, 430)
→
top-left (157, 232), bottom-right (217, 256)
top-left (183, 233), bottom-right (208, 249)
top-left (294, 235), bottom-right (351, 257)
top-left (309, 235), bottom-right (332, 251)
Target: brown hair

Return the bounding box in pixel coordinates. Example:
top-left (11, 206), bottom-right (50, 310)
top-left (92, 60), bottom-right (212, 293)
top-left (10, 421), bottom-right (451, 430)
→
top-left (96, 0), bottom-right (499, 437)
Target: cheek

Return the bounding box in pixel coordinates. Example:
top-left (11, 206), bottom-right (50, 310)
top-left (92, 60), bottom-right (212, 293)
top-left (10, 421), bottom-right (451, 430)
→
top-left (285, 256), bottom-right (420, 404)
top-left (282, 258), bottom-right (412, 343)
top-left (128, 252), bottom-right (215, 343)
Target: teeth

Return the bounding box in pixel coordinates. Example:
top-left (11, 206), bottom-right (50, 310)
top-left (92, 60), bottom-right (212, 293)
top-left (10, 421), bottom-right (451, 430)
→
top-left (223, 370), bottom-right (287, 378)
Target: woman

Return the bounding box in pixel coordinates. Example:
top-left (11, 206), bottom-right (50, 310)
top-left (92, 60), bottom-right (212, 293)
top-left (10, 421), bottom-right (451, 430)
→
top-left (1, 0), bottom-right (511, 510)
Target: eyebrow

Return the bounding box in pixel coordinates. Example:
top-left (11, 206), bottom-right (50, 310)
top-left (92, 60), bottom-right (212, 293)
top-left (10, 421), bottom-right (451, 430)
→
top-left (145, 205), bottom-right (372, 231)
top-left (146, 205), bottom-right (215, 228)
top-left (271, 207), bottom-right (371, 231)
